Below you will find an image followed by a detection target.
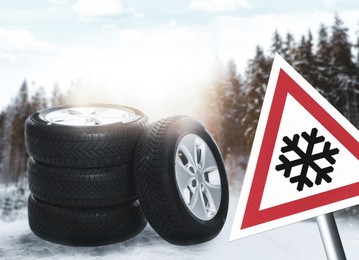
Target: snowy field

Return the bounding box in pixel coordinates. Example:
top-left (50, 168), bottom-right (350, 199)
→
top-left (1, 189), bottom-right (359, 260)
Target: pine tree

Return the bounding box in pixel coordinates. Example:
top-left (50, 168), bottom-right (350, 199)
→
top-left (197, 57), bottom-right (226, 152)
top-left (220, 60), bottom-right (244, 158)
top-left (0, 111), bottom-right (4, 184)
top-left (356, 36), bottom-right (359, 69)
top-left (353, 36), bottom-right (359, 127)
top-left (282, 33), bottom-right (295, 63)
top-left (314, 24), bottom-right (332, 98)
top-left (51, 84), bottom-right (66, 106)
top-left (271, 29), bottom-right (283, 55)
top-left (8, 81), bottom-right (31, 182)
top-left (317, 24), bottom-right (331, 65)
top-left (329, 14), bottom-right (356, 124)
top-left (242, 46), bottom-right (271, 152)
top-left (30, 86), bottom-right (47, 112)
top-left (330, 14), bottom-right (354, 74)
top-left (292, 32), bottom-right (315, 86)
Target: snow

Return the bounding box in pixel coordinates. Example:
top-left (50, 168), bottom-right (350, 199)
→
top-left (1, 190), bottom-right (359, 260)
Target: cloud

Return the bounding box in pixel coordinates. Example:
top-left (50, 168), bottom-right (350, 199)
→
top-left (189, 0), bottom-right (251, 13)
top-left (72, 0), bottom-right (126, 20)
top-left (49, 0), bottom-right (69, 5)
top-left (0, 28), bottom-right (58, 57)
top-left (0, 28), bottom-right (63, 106)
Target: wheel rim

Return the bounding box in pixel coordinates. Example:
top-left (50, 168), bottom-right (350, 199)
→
top-left (45, 106), bottom-right (139, 126)
top-left (175, 134), bottom-right (222, 221)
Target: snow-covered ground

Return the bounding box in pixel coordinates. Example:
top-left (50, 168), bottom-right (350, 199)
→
top-left (1, 189), bottom-right (359, 260)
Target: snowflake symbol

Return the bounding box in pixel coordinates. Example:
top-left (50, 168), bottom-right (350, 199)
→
top-left (275, 128), bottom-right (339, 192)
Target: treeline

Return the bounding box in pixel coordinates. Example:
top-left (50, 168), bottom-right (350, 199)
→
top-left (0, 14), bottom-right (358, 185)
top-left (0, 82), bottom-right (66, 184)
top-left (201, 15), bottom-right (359, 159)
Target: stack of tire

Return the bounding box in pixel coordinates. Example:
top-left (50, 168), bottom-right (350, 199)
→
top-left (25, 104), bottom-right (229, 246)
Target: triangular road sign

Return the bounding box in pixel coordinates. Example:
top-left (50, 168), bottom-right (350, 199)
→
top-left (230, 53), bottom-right (359, 240)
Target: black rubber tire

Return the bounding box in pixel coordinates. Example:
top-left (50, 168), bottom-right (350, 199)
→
top-left (25, 104), bottom-right (148, 168)
top-left (134, 116), bottom-right (229, 245)
top-left (28, 195), bottom-right (147, 246)
top-left (28, 158), bottom-right (137, 208)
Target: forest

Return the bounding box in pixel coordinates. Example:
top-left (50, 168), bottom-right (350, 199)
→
top-left (201, 15), bottom-right (359, 164)
top-left (0, 15), bottom-right (358, 216)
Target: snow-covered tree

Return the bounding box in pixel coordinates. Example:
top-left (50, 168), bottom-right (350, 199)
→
top-left (282, 32), bottom-right (295, 63)
top-left (328, 15), bottom-right (357, 125)
top-left (317, 24), bottom-right (331, 65)
top-left (197, 57), bottom-right (226, 152)
top-left (242, 46), bottom-right (271, 152)
top-left (30, 86), bottom-right (47, 112)
top-left (51, 84), bottom-right (66, 106)
top-left (271, 29), bottom-right (283, 55)
top-left (292, 32), bottom-right (315, 86)
top-left (219, 60), bottom-right (245, 158)
top-left (9, 81), bottom-right (31, 182)
top-left (330, 14), bottom-right (354, 74)
top-left (314, 24), bottom-right (332, 98)
top-left (0, 111), bottom-right (5, 184)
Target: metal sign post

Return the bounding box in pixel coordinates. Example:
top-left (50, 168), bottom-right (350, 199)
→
top-left (316, 213), bottom-right (346, 260)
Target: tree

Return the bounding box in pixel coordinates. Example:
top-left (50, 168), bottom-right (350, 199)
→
top-left (317, 24), bottom-right (331, 65)
top-left (51, 84), bottom-right (66, 106)
top-left (314, 24), bottom-right (332, 97)
top-left (242, 46), bottom-right (271, 152)
top-left (330, 14), bottom-right (354, 74)
top-left (328, 14), bottom-right (357, 124)
top-left (271, 29), bottom-right (283, 55)
top-left (352, 36), bottom-right (359, 128)
top-left (0, 111), bottom-right (5, 184)
top-left (9, 81), bottom-right (31, 182)
top-left (30, 86), bottom-right (47, 112)
top-left (219, 60), bottom-right (244, 158)
top-left (282, 33), bottom-right (295, 63)
top-left (197, 57), bottom-right (226, 152)
top-left (292, 31), bottom-right (315, 86)
top-left (0, 80), bottom-right (32, 183)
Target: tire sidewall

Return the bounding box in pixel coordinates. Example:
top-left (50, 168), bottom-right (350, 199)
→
top-left (165, 117), bottom-right (229, 238)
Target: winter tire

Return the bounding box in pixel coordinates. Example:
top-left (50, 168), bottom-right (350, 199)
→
top-left (28, 195), bottom-right (147, 246)
top-left (134, 116), bottom-right (229, 245)
top-left (25, 104), bottom-right (148, 168)
top-left (28, 158), bottom-right (137, 208)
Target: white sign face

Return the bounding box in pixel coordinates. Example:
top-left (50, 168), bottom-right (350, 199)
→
top-left (230, 53), bottom-right (359, 240)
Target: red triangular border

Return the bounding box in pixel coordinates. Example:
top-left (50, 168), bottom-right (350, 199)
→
top-left (241, 69), bottom-right (359, 229)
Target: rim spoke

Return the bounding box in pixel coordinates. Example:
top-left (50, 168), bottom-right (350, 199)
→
top-left (189, 187), bottom-right (207, 220)
top-left (178, 144), bottom-right (196, 167)
top-left (51, 115), bottom-right (80, 122)
top-left (203, 144), bottom-right (217, 170)
top-left (94, 114), bottom-right (127, 118)
top-left (92, 107), bottom-right (107, 115)
top-left (203, 182), bottom-right (221, 212)
top-left (67, 109), bottom-right (83, 116)
top-left (181, 134), bottom-right (197, 164)
top-left (194, 137), bottom-right (205, 169)
top-left (91, 117), bottom-right (102, 125)
top-left (68, 118), bottom-right (88, 125)
top-left (175, 159), bottom-right (195, 192)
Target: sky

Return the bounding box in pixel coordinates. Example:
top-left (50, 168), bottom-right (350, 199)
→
top-left (0, 0), bottom-right (359, 119)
